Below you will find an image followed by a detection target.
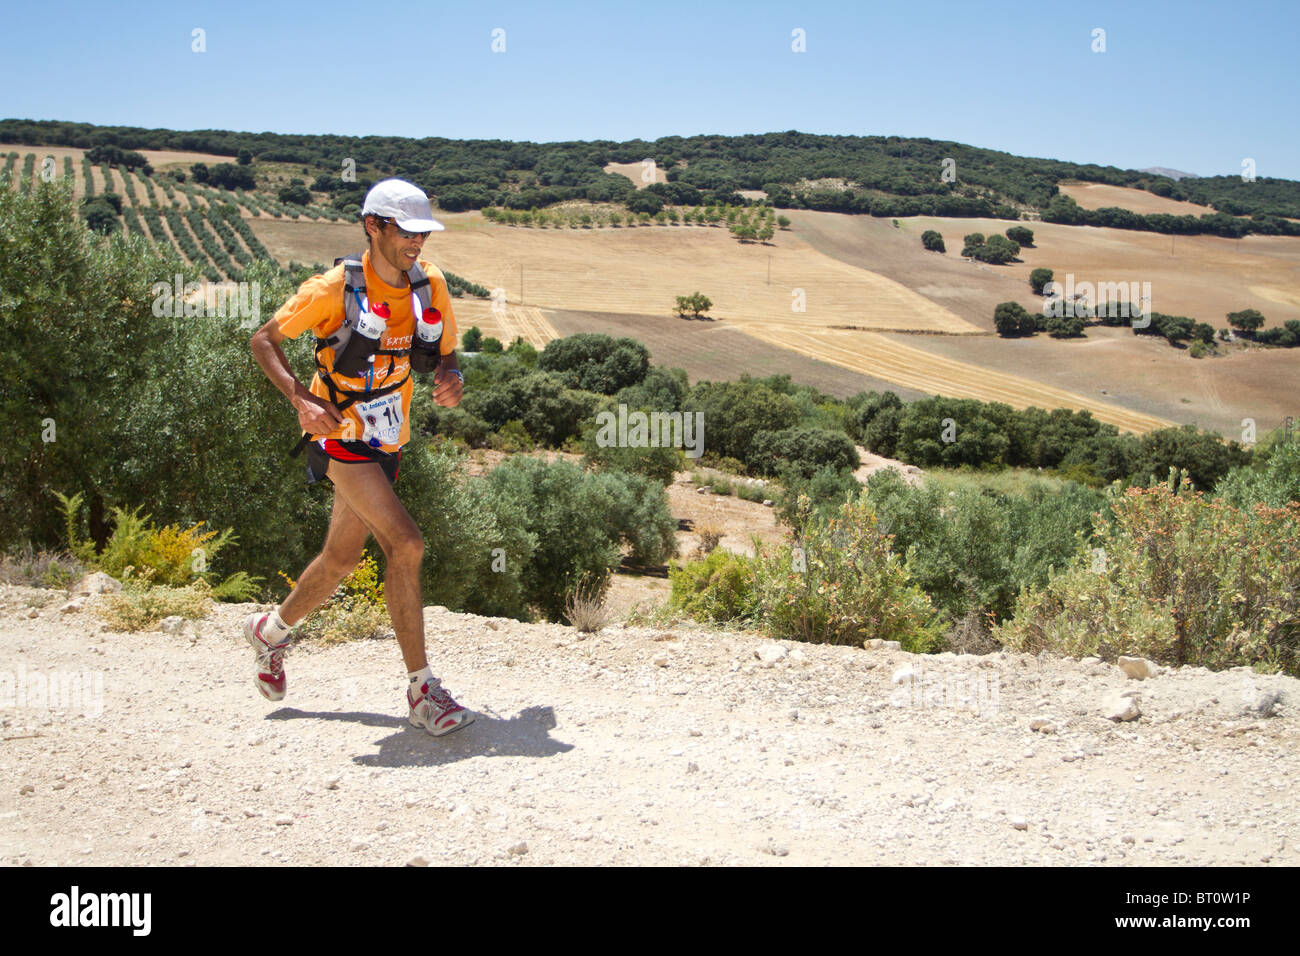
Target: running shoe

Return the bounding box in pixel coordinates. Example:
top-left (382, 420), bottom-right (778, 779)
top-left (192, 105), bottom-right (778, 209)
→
top-left (245, 612), bottom-right (289, 702)
top-left (408, 677), bottom-right (475, 737)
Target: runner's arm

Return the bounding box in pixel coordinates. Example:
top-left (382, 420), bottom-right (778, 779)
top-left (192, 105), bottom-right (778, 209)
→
top-left (432, 350), bottom-right (462, 407)
top-left (250, 319), bottom-right (343, 430)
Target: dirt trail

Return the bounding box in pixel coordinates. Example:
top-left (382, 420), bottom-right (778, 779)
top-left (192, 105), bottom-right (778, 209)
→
top-left (1, 582), bottom-right (1296, 866)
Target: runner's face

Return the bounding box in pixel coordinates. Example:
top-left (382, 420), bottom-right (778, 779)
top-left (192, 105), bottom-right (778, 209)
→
top-left (372, 218), bottom-right (428, 274)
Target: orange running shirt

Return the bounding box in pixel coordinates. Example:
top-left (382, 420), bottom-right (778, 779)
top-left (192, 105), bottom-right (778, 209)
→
top-left (274, 251), bottom-right (459, 453)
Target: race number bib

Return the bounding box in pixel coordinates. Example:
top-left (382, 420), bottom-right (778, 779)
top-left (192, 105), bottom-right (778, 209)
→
top-left (353, 392), bottom-right (403, 446)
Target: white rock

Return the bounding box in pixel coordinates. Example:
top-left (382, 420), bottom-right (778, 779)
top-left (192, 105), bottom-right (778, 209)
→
top-left (74, 571), bottom-right (121, 596)
top-left (756, 644), bottom-right (788, 665)
top-left (1104, 695), bottom-right (1141, 722)
top-left (1029, 718), bottom-right (1056, 733)
top-left (507, 841), bottom-right (528, 856)
top-left (762, 499), bottom-right (774, 507)
top-left (273, 815), bottom-right (293, 826)
top-left (1251, 690), bottom-right (1282, 718)
top-left (406, 855), bottom-right (430, 867)
top-left (867, 639), bottom-right (903, 650)
top-left (324, 775), bottom-right (341, 791)
top-left (1010, 817), bottom-right (1028, 830)
top-left (1117, 656), bottom-right (1156, 680)
top-left (891, 665), bottom-right (915, 685)
top-left (158, 616), bottom-right (186, 633)
top-left (59, 599), bottom-right (84, 614)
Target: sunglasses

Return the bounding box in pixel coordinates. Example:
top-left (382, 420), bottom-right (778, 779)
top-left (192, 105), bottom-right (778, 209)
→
top-left (376, 217), bottom-right (430, 240)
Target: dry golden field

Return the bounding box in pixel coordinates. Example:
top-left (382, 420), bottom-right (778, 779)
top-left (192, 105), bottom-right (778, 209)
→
top-left (246, 205), bottom-right (1300, 435)
top-left (790, 210), bottom-right (1300, 436)
top-left (1057, 182), bottom-right (1217, 216)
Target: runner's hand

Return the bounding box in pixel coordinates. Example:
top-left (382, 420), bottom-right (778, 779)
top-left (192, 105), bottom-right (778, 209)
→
top-left (295, 393), bottom-right (344, 436)
top-left (433, 367), bottom-right (463, 407)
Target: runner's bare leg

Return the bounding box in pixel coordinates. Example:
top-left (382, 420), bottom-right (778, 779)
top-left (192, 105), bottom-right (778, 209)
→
top-left (322, 460), bottom-right (427, 673)
top-left (277, 490), bottom-right (370, 628)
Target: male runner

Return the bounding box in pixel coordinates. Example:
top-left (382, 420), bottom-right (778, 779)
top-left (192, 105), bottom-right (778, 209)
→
top-left (246, 178), bottom-right (473, 736)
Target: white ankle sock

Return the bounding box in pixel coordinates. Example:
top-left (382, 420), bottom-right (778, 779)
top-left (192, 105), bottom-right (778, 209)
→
top-left (260, 609), bottom-right (293, 644)
top-left (408, 666), bottom-right (434, 700)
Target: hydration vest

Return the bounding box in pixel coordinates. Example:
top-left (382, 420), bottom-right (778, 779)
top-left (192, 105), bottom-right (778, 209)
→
top-left (289, 253), bottom-right (442, 458)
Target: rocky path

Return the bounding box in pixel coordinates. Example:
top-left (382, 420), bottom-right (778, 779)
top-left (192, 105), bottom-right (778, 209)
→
top-left (1, 582), bottom-right (1296, 866)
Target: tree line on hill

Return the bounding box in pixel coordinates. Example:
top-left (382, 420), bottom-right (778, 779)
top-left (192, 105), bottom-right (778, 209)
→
top-left (1042, 194), bottom-right (1300, 238)
top-left (5, 119), bottom-right (1297, 228)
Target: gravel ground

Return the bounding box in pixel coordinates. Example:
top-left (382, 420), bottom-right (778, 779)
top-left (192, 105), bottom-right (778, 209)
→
top-left (1, 581), bottom-right (1296, 867)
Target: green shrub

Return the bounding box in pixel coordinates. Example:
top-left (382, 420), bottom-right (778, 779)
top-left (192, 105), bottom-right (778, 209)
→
top-left (490, 419), bottom-right (534, 452)
top-left (580, 406), bottom-right (684, 485)
top-left (995, 476), bottom-right (1300, 675)
top-left (1215, 434), bottom-right (1300, 508)
top-left (746, 427), bottom-right (859, 478)
top-left (484, 457), bottom-right (677, 620)
top-left (774, 464), bottom-right (861, 534)
top-left (538, 333), bottom-right (650, 394)
top-left (426, 406), bottom-right (492, 447)
top-left (466, 371), bottom-right (597, 447)
top-left (97, 573), bottom-right (215, 631)
top-left (281, 551), bottom-right (391, 644)
top-left (865, 469), bottom-right (1103, 624)
top-left (395, 441), bottom-right (534, 620)
top-left (591, 469), bottom-right (679, 566)
top-left (753, 496), bottom-right (942, 651)
top-left (668, 549), bottom-right (758, 624)
top-left (54, 491), bottom-right (260, 600)
top-left (615, 366), bottom-right (688, 412)
top-left (683, 379), bottom-right (801, 463)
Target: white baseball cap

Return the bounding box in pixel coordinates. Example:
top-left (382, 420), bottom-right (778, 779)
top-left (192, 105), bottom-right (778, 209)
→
top-left (361, 178), bottom-right (444, 232)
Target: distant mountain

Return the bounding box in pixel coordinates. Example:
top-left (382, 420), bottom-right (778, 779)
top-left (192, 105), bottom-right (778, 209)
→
top-left (1141, 167), bottom-right (1200, 181)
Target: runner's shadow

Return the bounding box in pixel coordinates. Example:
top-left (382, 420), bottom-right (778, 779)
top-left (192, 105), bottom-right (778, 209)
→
top-left (267, 705), bottom-right (573, 767)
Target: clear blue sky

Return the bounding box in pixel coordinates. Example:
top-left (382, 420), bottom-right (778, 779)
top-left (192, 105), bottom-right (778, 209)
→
top-left (2, 0), bottom-right (1296, 179)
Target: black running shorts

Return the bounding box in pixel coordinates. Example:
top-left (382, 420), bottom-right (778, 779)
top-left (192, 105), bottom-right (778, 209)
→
top-left (305, 438), bottom-right (401, 487)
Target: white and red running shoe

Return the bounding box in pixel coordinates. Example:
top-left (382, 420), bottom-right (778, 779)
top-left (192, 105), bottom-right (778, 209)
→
top-left (245, 613), bottom-right (289, 702)
top-left (408, 677), bottom-right (475, 737)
